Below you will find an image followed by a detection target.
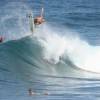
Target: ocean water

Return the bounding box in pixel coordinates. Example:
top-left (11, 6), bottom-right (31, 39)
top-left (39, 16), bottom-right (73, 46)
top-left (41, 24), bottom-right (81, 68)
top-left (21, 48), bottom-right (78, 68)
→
top-left (0, 0), bottom-right (100, 100)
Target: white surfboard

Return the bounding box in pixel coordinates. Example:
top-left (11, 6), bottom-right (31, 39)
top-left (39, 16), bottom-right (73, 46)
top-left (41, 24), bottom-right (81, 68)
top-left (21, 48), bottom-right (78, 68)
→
top-left (28, 12), bottom-right (34, 35)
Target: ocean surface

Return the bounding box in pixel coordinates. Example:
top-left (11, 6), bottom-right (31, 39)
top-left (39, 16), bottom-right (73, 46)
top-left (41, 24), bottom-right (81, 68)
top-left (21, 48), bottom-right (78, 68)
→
top-left (0, 0), bottom-right (100, 100)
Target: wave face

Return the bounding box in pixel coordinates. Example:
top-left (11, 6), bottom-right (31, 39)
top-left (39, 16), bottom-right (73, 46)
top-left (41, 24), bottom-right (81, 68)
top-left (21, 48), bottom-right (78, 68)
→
top-left (1, 0), bottom-right (100, 100)
top-left (1, 24), bottom-right (100, 78)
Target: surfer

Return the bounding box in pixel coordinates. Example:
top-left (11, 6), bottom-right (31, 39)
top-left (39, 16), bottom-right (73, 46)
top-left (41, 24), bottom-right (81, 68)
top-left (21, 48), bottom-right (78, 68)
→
top-left (34, 7), bottom-right (45, 26)
top-left (28, 88), bottom-right (36, 96)
top-left (28, 7), bottom-right (45, 35)
top-left (0, 36), bottom-right (3, 43)
top-left (28, 88), bottom-right (49, 96)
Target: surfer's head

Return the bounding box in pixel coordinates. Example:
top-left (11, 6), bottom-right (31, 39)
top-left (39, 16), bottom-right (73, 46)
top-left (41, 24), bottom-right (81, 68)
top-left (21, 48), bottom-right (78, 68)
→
top-left (28, 88), bottom-right (32, 95)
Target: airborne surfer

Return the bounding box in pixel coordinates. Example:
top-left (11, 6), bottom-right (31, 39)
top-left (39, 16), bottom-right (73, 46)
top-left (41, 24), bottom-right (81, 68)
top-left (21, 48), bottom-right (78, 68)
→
top-left (34, 7), bottom-right (45, 26)
top-left (28, 7), bottom-right (45, 35)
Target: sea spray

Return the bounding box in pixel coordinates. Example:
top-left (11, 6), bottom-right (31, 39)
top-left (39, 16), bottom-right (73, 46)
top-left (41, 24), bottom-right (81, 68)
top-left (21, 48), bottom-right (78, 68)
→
top-left (0, 2), bottom-right (32, 41)
top-left (34, 24), bottom-right (100, 73)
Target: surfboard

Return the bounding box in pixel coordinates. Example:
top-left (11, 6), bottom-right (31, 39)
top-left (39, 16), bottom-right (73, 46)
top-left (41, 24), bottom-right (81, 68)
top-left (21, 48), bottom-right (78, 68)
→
top-left (28, 13), bottom-right (34, 35)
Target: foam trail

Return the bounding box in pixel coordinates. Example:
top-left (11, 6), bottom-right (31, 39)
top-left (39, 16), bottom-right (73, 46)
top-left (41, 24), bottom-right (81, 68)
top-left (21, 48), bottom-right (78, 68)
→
top-left (34, 23), bottom-right (100, 73)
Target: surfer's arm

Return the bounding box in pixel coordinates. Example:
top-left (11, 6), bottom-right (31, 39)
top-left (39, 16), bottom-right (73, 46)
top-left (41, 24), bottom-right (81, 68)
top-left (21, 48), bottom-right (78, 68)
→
top-left (40, 7), bottom-right (44, 17)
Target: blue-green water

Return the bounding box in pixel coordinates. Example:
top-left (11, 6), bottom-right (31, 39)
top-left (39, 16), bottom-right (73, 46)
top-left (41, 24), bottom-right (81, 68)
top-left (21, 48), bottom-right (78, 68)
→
top-left (0, 0), bottom-right (100, 100)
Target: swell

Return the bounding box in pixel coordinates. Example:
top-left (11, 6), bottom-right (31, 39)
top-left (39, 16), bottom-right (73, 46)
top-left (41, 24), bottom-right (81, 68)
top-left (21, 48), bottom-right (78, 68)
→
top-left (0, 36), bottom-right (99, 81)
